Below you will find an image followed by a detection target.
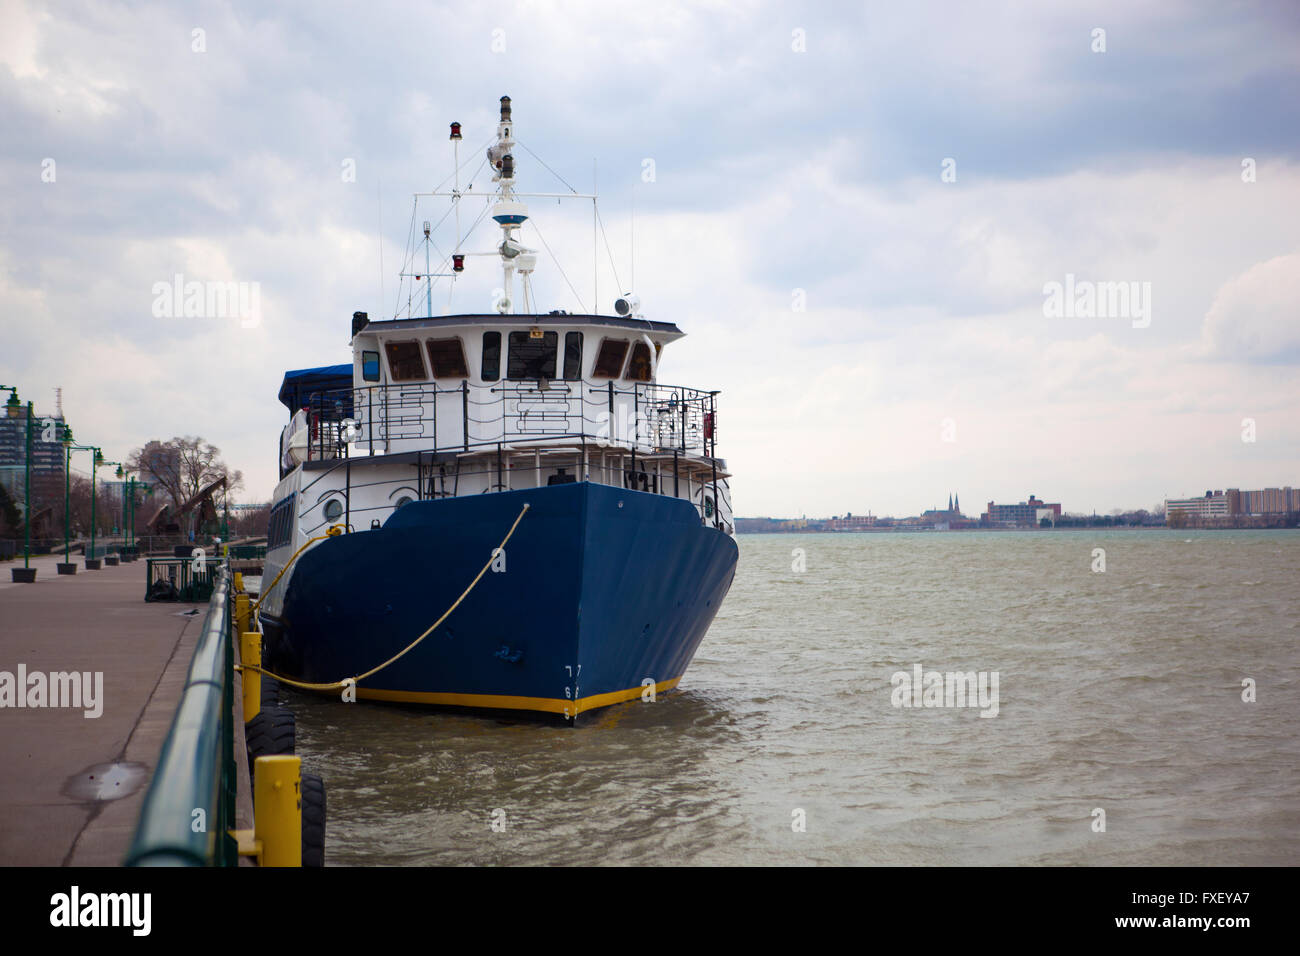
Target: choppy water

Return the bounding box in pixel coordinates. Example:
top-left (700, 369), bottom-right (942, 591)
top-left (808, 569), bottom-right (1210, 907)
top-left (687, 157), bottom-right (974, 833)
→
top-left (287, 530), bottom-right (1300, 865)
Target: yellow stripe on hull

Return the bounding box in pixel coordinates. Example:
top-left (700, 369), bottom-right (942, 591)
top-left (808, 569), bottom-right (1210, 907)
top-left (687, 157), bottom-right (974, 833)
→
top-left (357, 677), bottom-right (682, 716)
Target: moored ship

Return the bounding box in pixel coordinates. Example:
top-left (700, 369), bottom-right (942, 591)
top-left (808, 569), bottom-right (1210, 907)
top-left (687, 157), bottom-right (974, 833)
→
top-left (258, 97), bottom-right (737, 722)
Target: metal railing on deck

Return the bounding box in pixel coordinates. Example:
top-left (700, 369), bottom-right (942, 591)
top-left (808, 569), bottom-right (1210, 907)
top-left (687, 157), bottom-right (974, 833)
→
top-left (125, 565), bottom-right (238, 866)
top-left (300, 378), bottom-right (719, 465)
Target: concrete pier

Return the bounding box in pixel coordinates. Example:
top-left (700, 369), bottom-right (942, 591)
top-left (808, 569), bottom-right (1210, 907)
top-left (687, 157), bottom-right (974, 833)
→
top-left (0, 557), bottom-right (207, 865)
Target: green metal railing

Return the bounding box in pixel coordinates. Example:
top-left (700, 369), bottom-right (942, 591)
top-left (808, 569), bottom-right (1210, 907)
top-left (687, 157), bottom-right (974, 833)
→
top-left (227, 544), bottom-right (267, 559)
top-left (125, 564), bottom-right (239, 866)
top-left (144, 556), bottom-right (225, 602)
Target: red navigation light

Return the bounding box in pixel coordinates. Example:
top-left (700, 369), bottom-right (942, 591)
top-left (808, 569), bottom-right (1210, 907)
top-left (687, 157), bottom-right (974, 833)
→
top-left (449, 122), bottom-right (462, 141)
top-left (452, 254), bottom-right (465, 272)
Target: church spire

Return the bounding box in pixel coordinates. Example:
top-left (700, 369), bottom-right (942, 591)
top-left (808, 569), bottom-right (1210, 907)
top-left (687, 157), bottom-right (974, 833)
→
top-left (948, 493), bottom-right (953, 512)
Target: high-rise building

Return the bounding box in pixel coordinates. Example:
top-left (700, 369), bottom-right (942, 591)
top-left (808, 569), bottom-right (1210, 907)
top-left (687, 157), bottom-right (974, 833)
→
top-left (0, 406), bottom-right (68, 513)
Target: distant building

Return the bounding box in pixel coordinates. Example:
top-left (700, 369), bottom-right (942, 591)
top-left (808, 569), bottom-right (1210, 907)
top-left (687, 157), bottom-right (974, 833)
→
top-left (826, 514), bottom-right (876, 531)
top-left (1166, 486), bottom-right (1298, 524)
top-left (1231, 487), bottom-right (1294, 515)
top-left (982, 494), bottom-right (1061, 526)
top-left (0, 405), bottom-right (68, 522)
top-left (1165, 490), bottom-right (1232, 520)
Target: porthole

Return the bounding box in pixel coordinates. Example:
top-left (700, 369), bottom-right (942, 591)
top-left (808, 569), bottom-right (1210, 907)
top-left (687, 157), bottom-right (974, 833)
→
top-left (395, 496), bottom-right (413, 510)
top-left (323, 499), bottom-right (344, 522)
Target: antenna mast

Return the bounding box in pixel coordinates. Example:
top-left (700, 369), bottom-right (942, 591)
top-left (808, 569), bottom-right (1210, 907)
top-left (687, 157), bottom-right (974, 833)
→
top-left (449, 118), bottom-right (463, 309)
top-left (487, 96), bottom-right (536, 315)
top-left (414, 97), bottom-right (598, 315)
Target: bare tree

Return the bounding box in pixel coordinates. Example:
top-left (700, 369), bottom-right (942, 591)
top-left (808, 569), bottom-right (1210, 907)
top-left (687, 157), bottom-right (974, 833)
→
top-left (128, 437), bottom-right (244, 511)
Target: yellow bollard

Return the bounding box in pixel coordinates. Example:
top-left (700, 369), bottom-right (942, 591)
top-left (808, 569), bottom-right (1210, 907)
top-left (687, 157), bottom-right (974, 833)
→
top-left (233, 571), bottom-right (244, 593)
top-left (234, 593), bottom-right (250, 638)
top-left (241, 631), bottom-right (262, 723)
top-left (254, 755), bottom-right (302, 867)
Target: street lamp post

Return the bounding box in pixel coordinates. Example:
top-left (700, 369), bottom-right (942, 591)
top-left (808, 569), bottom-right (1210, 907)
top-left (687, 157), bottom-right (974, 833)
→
top-left (2, 386), bottom-right (37, 584)
top-left (126, 477), bottom-right (135, 551)
top-left (87, 452), bottom-right (122, 568)
top-left (101, 460), bottom-right (122, 565)
top-left (60, 432), bottom-right (93, 575)
top-left (118, 469), bottom-right (150, 559)
top-left (135, 481), bottom-right (152, 554)
top-left (86, 447), bottom-right (102, 568)
top-left (23, 400), bottom-right (33, 575)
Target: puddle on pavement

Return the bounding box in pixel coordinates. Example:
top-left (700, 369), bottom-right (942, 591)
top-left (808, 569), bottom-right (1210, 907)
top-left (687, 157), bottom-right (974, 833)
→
top-left (62, 761), bottom-right (148, 802)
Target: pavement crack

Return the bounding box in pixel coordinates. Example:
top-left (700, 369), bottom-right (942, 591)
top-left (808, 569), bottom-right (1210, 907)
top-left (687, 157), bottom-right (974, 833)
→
top-left (60, 612), bottom-right (200, 867)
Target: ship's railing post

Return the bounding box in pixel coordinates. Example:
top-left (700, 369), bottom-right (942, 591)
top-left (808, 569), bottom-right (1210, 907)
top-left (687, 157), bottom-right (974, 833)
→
top-left (708, 391), bottom-right (718, 457)
top-left (367, 387), bottom-right (374, 456)
top-left (462, 381), bottom-right (469, 452)
top-left (680, 393), bottom-right (687, 451)
top-left (712, 456), bottom-right (719, 529)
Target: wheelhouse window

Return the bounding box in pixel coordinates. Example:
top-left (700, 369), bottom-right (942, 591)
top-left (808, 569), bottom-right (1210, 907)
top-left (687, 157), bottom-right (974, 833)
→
top-left (626, 341), bottom-right (654, 381)
top-left (507, 330), bottom-right (557, 379)
top-left (481, 331), bottom-right (501, 381)
top-left (562, 331), bottom-right (583, 380)
top-left (425, 337), bottom-right (468, 379)
top-left (361, 350), bottom-right (381, 382)
top-left (384, 341), bottom-right (427, 381)
top-left (593, 338), bottom-right (629, 379)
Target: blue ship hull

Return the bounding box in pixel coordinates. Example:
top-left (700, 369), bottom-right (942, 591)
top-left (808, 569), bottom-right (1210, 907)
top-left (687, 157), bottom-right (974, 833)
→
top-left (258, 481), bottom-right (737, 721)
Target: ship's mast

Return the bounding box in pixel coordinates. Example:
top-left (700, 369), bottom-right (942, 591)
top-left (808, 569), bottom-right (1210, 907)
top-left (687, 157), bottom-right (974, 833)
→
top-left (413, 95), bottom-right (600, 318)
top-left (487, 96), bottom-right (536, 315)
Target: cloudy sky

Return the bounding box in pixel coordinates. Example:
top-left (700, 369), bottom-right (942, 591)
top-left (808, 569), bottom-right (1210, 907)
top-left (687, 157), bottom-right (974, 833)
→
top-left (2, 0), bottom-right (1297, 517)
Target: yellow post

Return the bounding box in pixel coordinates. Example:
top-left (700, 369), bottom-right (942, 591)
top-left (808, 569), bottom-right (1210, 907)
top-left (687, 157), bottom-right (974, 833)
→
top-left (233, 571), bottom-right (244, 593)
top-left (234, 593), bottom-right (249, 637)
top-left (241, 631), bottom-right (262, 723)
top-left (254, 755), bottom-right (301, 867)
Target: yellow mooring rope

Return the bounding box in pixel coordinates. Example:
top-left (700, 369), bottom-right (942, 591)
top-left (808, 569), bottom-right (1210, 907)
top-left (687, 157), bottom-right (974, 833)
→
top-left (251, 533), bottom-right (333, 614)
top-left (239, 502), bottom-right (530, 692)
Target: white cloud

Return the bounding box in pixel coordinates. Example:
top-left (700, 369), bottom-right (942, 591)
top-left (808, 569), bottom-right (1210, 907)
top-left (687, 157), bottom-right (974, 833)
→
top-left (1201, 252), bottom-right (1300, 363)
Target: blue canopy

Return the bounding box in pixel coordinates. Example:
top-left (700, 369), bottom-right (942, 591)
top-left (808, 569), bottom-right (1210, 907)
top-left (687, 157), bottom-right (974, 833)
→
top-left (278, 364), bottom-right (353, 413)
